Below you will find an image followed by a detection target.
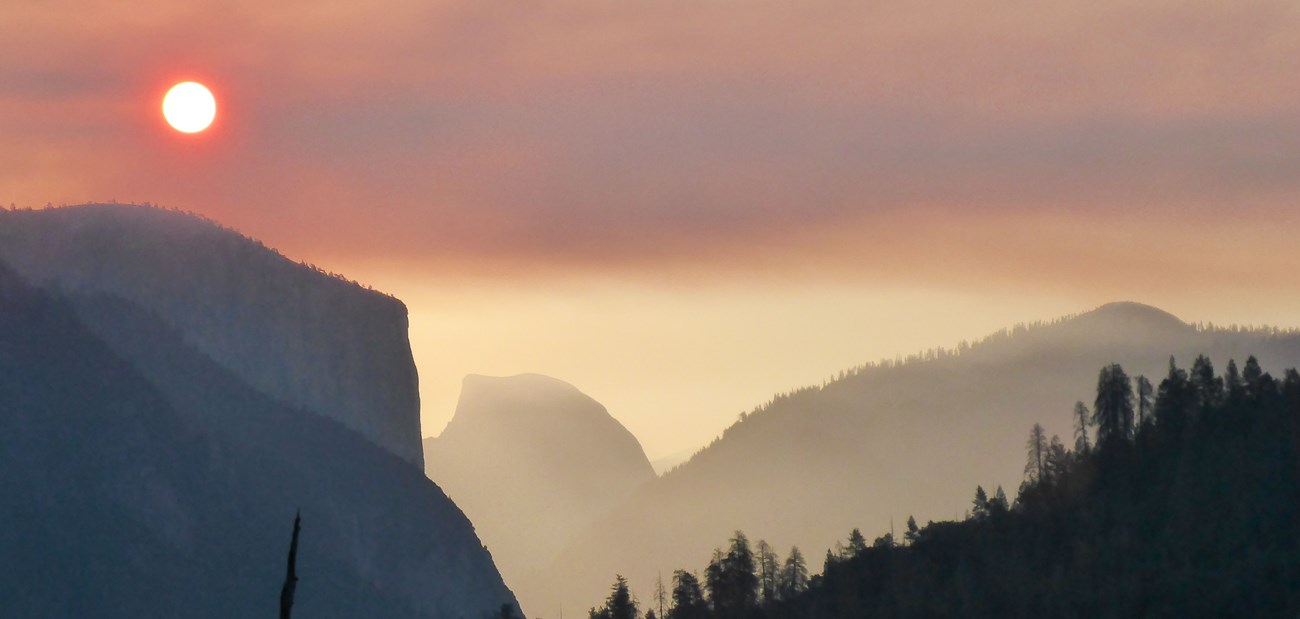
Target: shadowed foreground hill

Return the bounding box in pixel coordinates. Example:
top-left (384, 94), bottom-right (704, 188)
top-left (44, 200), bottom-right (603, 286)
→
top-left (0, 204), bottom-right (422, 466)
top-left (0, 261), bottom-right (516, 617)
top-left (522, 302), bottom-right (1300, 617)
top-left (425, 374), bottom-right (655, 590)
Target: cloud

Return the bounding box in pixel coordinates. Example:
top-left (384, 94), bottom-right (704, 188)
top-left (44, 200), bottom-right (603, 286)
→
top-left (4, 0), bottom-right (1300, 290)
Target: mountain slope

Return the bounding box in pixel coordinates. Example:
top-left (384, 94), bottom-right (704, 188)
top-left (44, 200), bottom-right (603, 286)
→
top-left (521, 302), bottom-right (1300, 616)
top-left (0, 204), bottom-right (422, 465)
top-left (0, 261), bottom-right (516, 616)
top-left (425, 374), bottom-right (655, 595)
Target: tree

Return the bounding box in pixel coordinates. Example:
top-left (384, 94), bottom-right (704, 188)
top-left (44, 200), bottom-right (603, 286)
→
top-left (1044, 435), bottom-right (1070, 482)
top-left (667, 571), bottom-right (707, 619)
top-left (778, 546), bottom-right (808, 599)
top-left (1073, 401), bottom-right (1092, 454)
top-left (1243, 355), bottom-right (1268, 401)
top-left (846, 528), bottom-right (868, 557)
top-left (1135, 375), bottom-right (1154, 429)
top-left (990, 486), bottom-right (1009, 514)
top-left (280, 511), bottom-right (301, 619)
top-left (1025, 423), bottom-right (1048, 483)
top-left (755, 540), bottom-right (779, 605)
top-left (1225, 359), bottom-right (1244, 402)
top-left (972, 486), bottom-right (990, 520)
top-left (706, 532), bottom-right (758, 617)
top-left (904, 516), bottom-right (920, 546)
top-left (1093, 364), bottom-right (1135, 445)
top-left (1190, 355), bottom-right (1224, 408)
top-left (652, 573), bottom-right (667, 619)
top-left (1155, 356), bottom-right (1194, 432)
top-left (602, 575), bottom-right (638, 619)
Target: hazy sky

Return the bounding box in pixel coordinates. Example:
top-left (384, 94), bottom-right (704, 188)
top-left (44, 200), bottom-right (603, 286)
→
top-left (5, 0), bottom-right (1300, 458)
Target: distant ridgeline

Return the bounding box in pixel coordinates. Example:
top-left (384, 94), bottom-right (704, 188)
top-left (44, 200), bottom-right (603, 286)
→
top-left (582, 358), bottom-right (1300, 618)
top-left (522, 301), bottom-right (1300, 618)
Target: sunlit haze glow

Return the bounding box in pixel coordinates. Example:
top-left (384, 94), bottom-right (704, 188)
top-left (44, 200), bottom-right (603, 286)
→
top-left (5, 0), bottom-right (1300, 460)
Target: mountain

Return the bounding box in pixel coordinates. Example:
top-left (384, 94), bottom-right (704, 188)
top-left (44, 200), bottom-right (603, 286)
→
top-left (0, 204), bottom-right (422, 466)
top-left (425, 374), bottom-right (655, 596)
top-left (0, 210), bottom-right (517, 616)
top-left (602, 360), bottom-right (1300, 618)
top-left (519, 302), bottom-right (1300, 617)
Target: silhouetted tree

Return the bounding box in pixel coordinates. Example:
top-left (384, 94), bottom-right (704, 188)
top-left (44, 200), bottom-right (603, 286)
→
top-left (991, 486), bottom-right (1009, 514)
top-left (601, 575), bottom-right (638, 619)
top-left (1135, 375), bottom-right (1154, 428)
top-left (706, 532), bottom-right (758, 617)
top-left (652, 573), bottom-right (667, 619)
top-left (1243, 355), bottom-right (1267, 401)
top-left (667, 570), bottom-right (707, 619)
top-left (1093, 364), bottom-right (1135, 445)
top-left (280, 511), bottom-right (301, 619)
top-left (1156, 357), bottom-right (1194, 433)
top-left (972, 486), bottom-right (990, 520)
top-left (1045, 435), bottom-right (1070, 483)
top-left (1025, 423), bottom-right (1048, 483)
top-left (1190, 355), bottom-right (1224, 408)
top-left (846, 528), bottom-right (868, 557)
top-left (1073, 401), bottom-right (1092, 454)
top-left (1225, 359), bottom-right (1244, 402)
top-left (904, 516), bottom-right (920, 546)
top-left (778, 547), bottom-right (808, 599)
top-left (755, 540), bottom-right (779, 605)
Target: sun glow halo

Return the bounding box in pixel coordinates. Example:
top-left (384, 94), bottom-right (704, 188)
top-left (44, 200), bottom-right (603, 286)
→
top-left (162, 81), bottom-right (216, 134)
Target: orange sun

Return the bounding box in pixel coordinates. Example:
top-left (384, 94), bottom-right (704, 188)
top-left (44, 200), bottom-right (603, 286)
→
top-left (162, 82), bottom-right (216, 133)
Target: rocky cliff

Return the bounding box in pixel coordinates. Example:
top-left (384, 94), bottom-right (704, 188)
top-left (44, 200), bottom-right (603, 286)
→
top-left (0, 204), bottom-right (422, 466)
top-left (425, 374), bottom-right (655, 610)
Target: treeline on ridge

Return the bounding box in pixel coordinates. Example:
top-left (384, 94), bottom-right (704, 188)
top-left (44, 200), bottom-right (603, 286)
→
top-left (584, 355), bottom-right (1300, 618)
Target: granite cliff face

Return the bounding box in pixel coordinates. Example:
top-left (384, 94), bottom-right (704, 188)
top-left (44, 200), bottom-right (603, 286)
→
top-left (425, 374), bottom-right (655, 610)
top-left (0, 260), bottom-right (517, 617)
top-left (0, 204), bottom-right (422, 466)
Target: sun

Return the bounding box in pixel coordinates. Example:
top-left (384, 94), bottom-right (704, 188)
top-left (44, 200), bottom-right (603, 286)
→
top-left (162, 81), bottom-right (216, 134)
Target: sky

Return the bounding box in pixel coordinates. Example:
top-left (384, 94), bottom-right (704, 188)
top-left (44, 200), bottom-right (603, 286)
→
top-left (4, 0), bottom-right (1300, 460)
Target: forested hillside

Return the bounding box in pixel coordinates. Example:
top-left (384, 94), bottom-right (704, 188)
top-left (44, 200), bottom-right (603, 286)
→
top-left (526, 303), bottom-right (1300, 616)
top-left (583, 357), bottom-right (1300, 618)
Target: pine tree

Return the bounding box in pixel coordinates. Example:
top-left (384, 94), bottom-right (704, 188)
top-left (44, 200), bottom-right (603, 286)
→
top-left (1073, 401), bottom-right (1092, 454)
top-left (1025, 423), bottom-right (1048, 483)
top-left (846, 528), bottom-right (868, 557)
top-left (904, 516), bottom-right (920, 546)
top-left (972, 486), bottom-right (990, 520)
top-left (652, 573), bottom-right (667, 619)
top-left (755, 540), bottom-right (779, 605)
top-left (991, 486), bottom-right (1009, 514)
top-left (706, 532), bottom-right (758, 617)
top-left (1093, 364), bottom-right (1135, 445)
top-left (1136, 375), bottom-right (1154, 428)
top-left (667, 571), bottom-right (707, 619)
top-left (1190, 355), bottom-right (1224, 408)
top-left (778, 546), bottom-right (808, 599)
top-left (1156, 356), bottom-right (1194, 432)
top-left (603, 575), bottom-right (638, 619)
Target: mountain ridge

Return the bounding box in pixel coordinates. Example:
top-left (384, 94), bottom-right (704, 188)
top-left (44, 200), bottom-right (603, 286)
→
top-left (515, 301), bottom-right (1300, 618)
top-left (0, 204), bottom-right (423, 466)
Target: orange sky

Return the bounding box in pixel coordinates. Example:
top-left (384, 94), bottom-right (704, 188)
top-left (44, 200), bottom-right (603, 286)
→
top-left (5, 0), bottom-right (1300, 458)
